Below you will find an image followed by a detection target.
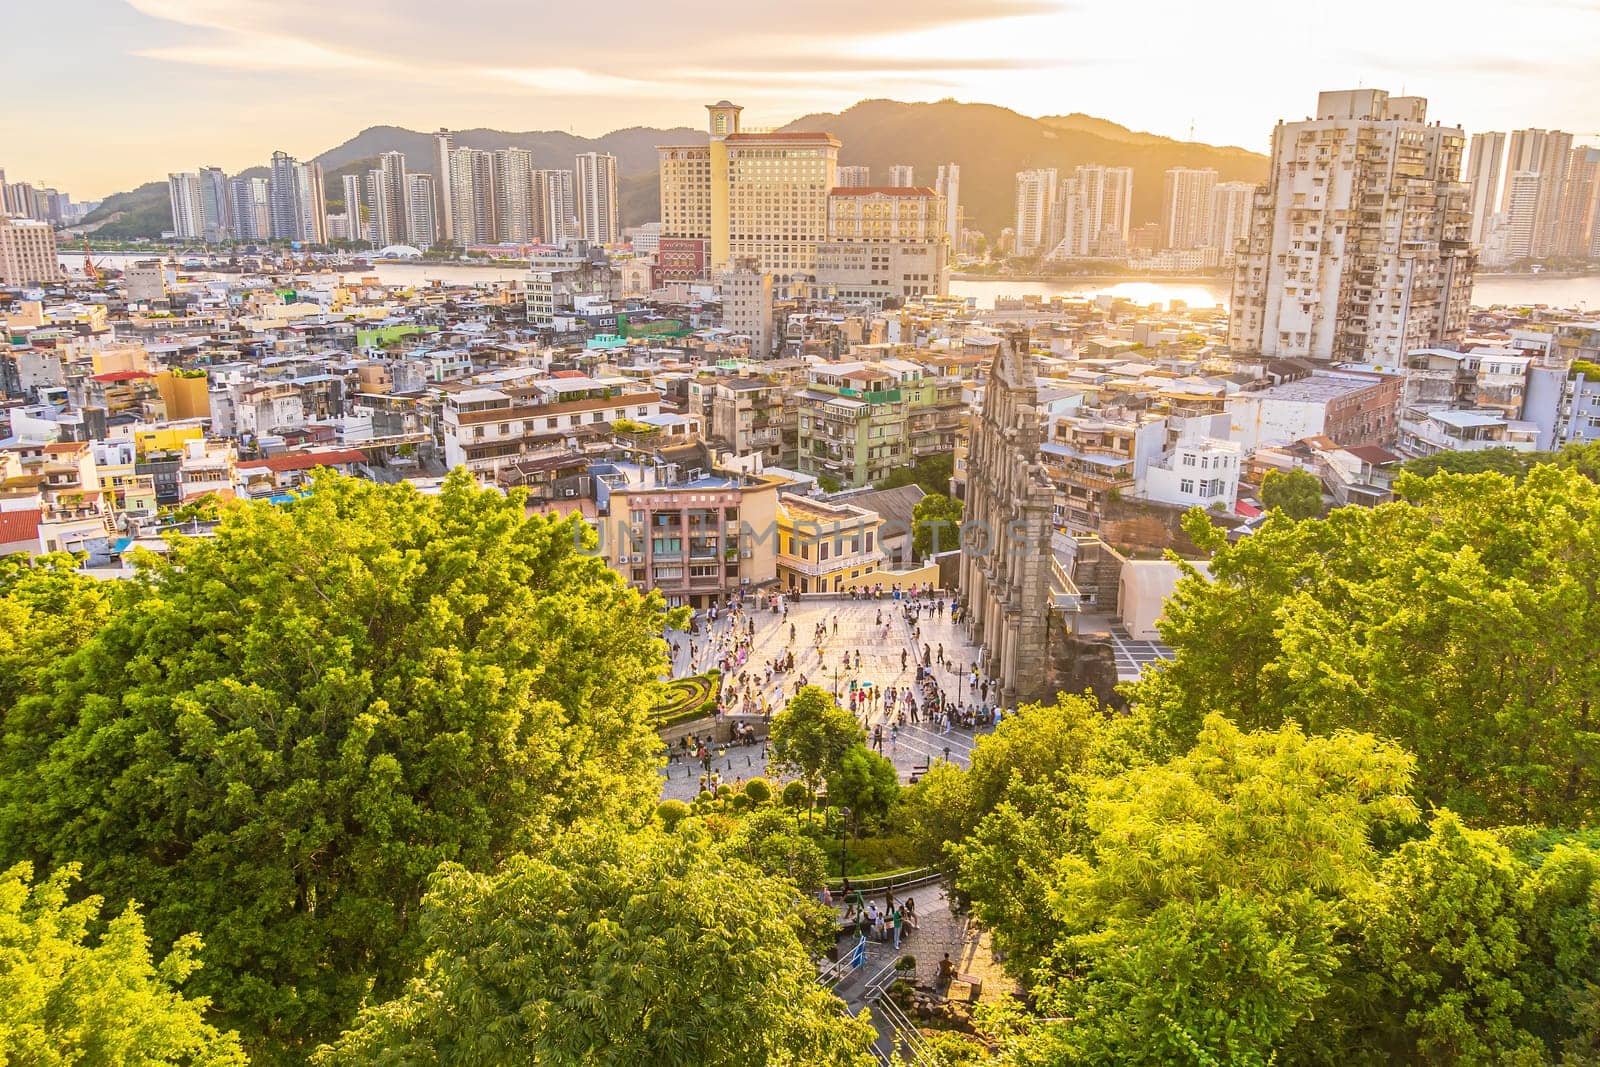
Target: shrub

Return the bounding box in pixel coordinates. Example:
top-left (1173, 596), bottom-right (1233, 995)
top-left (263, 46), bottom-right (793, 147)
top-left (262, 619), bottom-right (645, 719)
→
top-left (716, 784), bottom-right (734, 799)
top-left (742, 778), bottom-right (772, 804)
top-left (731, 794), bottom-right (751, 811)
top-left (781, 781), bottom-right (811, 809)
top-left (696, 790), bottom-right (715, 804)
top-left (656, 799), bottom-right (690, 832)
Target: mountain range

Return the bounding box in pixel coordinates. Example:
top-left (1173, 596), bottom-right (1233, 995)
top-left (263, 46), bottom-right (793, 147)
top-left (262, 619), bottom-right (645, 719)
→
top-left (81, 99), bottom-right (1268, 242)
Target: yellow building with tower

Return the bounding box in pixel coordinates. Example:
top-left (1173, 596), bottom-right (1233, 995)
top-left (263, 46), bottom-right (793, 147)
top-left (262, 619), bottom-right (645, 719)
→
top-left (657, 102), bottom-right (838, 291)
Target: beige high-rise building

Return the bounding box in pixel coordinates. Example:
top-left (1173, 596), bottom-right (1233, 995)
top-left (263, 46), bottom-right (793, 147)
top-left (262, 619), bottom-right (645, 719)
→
top-left (0, 215), bottom-right (61, 285)
top-left (447, 149), bottom-right (497, 245)
top-left (433, 129), bottom-right (455, 242)
top-left (657, 101), bottom-right (838, 291)
top-left (1505, 128), bottom-right (1574, 258)
top-left (1046, 165), bottom-right (1132, 259)
top-left (533, 169), bottom-right (576, 245)
top-left (936, 163), bottom-right (961, 250)
top-left (1557, 147), bottom-right (1600, 259)
top-left (814, 186), bottom-right (950, 303)
top-left (1161, 167), bottom-right (1217, 249)
top-left (1504, 171), bottom-right (1542, 261)
top-left (575, 151), bottom-right (619, 244)
top-left (1013, 169), bottom-right (1058, 256)
top-left (1466, 132), bottom-right (1505, 247)
top-left (837, 165), bottom-right (871, 188)
top-left (372, 152), bottom-right (409, 248)
top-left (888, 164), bottom-right (915, 187)
top-left (494, 148), bottom-right (536, 242)
top-left (342, 174), bottom-right (366, 243)
top-left (167, 172), bottom-right (204, 240)
top-left (1210, 181), bottom-right (1255, 263)
top-left (407, 173), bottom-right (437, 247)
top-left (1230, 89), bottom-right (1474, 364)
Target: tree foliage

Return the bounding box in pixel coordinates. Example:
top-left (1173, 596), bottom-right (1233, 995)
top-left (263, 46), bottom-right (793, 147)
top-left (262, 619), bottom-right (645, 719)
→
top-left (0, 471), bottom-right (675, 1052)
top-left (1258, 467), bottom-right (1322, 520)
top-left (0, 862), bottom-right (245, 1065)
top-left (313, 828), bottom-right (876, 1066)
top-left (876, 453), bottom-right (954, 497)
top-left (767, 686), bottom-right (862, 814)
top-left (1133, 467), bottom-right (1600, 826)
top-left (912, 492), bottom-right (965, 559)
top-left (826, 744), bottom-right (900, 829)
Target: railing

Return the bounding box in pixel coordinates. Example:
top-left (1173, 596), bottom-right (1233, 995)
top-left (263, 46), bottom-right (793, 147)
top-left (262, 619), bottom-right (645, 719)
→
top-left (867, 968), bottom-right (937, 1067)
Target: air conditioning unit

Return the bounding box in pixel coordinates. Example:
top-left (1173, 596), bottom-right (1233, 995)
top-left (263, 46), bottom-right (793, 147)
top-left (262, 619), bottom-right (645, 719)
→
top-left (563, 488), bottom-right (576, 497)
top-left (741, 548), bottom-right (752, 558)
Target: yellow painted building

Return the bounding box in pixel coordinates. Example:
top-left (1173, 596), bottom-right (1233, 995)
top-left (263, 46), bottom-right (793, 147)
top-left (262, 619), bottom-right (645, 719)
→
top-left (776, 495), bottom-right (884, 594)
top-left (155, 370), bottom-right (211, 421)
top-left (134, 424), bottom-right (205, 456)
top-left (657, 101), bottom-right (838, 283)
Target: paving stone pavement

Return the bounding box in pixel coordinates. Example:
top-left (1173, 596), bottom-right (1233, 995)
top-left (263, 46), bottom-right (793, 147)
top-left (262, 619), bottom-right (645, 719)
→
top-left (657, 596), bottom-right (1000, 800)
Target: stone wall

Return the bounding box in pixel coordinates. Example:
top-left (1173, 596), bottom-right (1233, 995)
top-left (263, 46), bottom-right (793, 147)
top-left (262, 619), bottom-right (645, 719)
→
top-left (1042, 614), bottom-right (1127, 711)
top-left (1099, 497), bottom-right (1242, 559)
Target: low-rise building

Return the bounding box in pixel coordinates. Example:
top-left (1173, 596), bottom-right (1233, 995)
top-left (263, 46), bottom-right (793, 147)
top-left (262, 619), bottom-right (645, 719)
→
top-left (775, 494), bottom-right (885, 594)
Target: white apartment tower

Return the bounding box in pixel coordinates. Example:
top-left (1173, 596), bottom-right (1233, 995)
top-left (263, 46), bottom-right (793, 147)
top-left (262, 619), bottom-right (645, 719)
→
top-left (228, 177), bottom-right (270, 240)
top-left (1210, 181), bottom-right (1255, 263)
top-left (936, 163), bottom-right (961, 250)
top-left (342, 174), bottom-right (366, 243)
top-left (534, 169), bottom-right (576, 245)
top-left (1013, 169), bottom-right (1058, 256)
top-left (575, 151), bottom-right (619, 245)
top-left (372, 152), bottom-right (409, 248)
top-left (1465, 131), bottom-right (1505, 247)
top-left (494, 148), bottom-right (536, 242)
top-left (0, 216), bottom-right (60, 285)
top-left (198, 167), bottom-right (230, 242)
top-left (1504, 171), bottom-right (1542, 261)
top-left (837, 165), bottom-right (871, 188)
top-left (888, 164), bottom-right (915, 188)
top-left (407, 174), bottom-right (437, 246)
top-left (1229, 89), bottom-right (1474, 364)
top-left (433, 129), bottom-right (455, 242)
top-left (1161, 167), bottom-right (1217, 250)
top-left (1504, 128), bottom-right (1574, 258)
top-left (1046, 165), bottom-right (1133, 259)
top-left (167, 172), bottom-right (204, 240)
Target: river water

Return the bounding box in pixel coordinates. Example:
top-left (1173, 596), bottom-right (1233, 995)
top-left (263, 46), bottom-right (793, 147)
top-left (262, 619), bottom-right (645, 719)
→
top-left (56, 253), bottom-right (1600, 313)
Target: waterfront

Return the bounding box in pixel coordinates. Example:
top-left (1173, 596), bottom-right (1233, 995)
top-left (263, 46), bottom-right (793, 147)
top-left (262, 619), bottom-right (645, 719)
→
top-left (55, 253), bottom-right (1600, 312)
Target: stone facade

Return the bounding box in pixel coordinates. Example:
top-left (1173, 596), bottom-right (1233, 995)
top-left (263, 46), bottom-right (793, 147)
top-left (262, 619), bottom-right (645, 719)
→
top-left (957, 331), bottom-right (1057, 705)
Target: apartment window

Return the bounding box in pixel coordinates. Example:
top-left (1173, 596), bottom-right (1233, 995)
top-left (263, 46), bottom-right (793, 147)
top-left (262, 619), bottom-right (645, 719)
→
top-left (1182, 454), bottom-right (1196, 467)
top-left (1180, 479), bottom-right (1195, 494)
top-left (820, 541), bottom-right (831, 562)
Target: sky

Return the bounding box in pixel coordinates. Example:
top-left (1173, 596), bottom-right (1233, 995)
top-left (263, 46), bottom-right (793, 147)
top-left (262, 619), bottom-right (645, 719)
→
top-left (5, 0), bottom-right (1599, 200)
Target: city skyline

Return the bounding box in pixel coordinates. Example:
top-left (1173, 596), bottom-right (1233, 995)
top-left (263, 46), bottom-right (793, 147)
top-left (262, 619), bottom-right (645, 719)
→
top-left (6, 0), bottom-right (1600, 199)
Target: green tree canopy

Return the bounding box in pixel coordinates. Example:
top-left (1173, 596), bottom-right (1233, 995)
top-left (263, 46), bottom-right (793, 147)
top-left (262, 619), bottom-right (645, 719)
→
top-left (0, 862), bottom-right (245, 1065)
top-left (0, 470), bottom-right (676, 1053)
top-left (0, 554), bottom-right (112, 715)
top-left (767, 686), bottom-right (862, 816)
top-left (826, 744), bottom-right (900, 829)
top-left (1258, 467), bottom-right (1322, 520)
top-left (1132, 466), bottom-right (1600, 826)
top-left (313, 828), bottom-right (876, 1066)
top-left (911, 492), bottom-right (965, 559)
top-left (875, 453), bottom-right (954, 497)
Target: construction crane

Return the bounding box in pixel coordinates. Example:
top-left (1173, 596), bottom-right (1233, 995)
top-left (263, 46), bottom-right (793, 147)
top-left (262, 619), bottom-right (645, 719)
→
top-left (82, 237), bottom-right (100, 283)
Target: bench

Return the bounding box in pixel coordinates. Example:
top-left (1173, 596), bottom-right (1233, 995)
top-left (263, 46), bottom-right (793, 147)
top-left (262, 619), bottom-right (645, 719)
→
top-left (908, 758), bottom-right (930, 784)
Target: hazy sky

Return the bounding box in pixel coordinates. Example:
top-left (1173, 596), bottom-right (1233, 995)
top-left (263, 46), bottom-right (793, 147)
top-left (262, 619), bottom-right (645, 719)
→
top-left (6, 0), bottom-right (1599, 199)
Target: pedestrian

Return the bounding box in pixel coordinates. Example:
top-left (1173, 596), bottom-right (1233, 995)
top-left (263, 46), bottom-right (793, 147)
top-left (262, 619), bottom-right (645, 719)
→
top-left (892, 906), bottom-right (904, 949)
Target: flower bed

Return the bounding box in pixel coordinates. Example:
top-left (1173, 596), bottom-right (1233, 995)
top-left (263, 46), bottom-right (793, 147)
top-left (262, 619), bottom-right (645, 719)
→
top-left (650, 670), bottom-right (721, 729)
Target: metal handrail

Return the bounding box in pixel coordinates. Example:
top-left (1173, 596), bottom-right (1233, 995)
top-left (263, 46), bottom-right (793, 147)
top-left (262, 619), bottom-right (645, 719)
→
top-left (872, 992), bottom-right (936, 1066)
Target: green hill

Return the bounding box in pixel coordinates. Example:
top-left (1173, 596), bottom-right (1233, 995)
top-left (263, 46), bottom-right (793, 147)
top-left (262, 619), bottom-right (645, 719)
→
top-left (781, 99), bottom-right (1268, 237)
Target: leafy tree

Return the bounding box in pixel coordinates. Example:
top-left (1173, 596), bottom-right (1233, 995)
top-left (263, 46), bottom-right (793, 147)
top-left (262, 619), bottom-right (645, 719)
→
top-left (875, 453), bottom-right (954, 497)
top-left (767, 686), bottom-right (862, 820)
top-left (1132, 467), bottom-right (1600, 826)
top-left (826, 744), bottom-right (900, 829)
top-left (0, 862), bottom-right (245, 1064)
top-left (1259, 467), bottom-right (1322, 519)
top-left (0, 471), bottom-right (676, 1053)
top-left (911, 492), bottom-right (964, 559)
top-left (725, 807), bottom-right (829, 894)
top-left (0, 554), bottom-right (111, 716)
top-left (313, 828), bottom-right (877, 1066)
top-left (1402, 448), bottom-right (1543, 480)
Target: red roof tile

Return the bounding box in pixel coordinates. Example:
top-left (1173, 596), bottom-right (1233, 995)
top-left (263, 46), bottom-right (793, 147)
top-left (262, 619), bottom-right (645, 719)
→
top-left (236, 448), bottom-right (367, 474)
top-left (0, 508), bottom-right (42, 546)
top-left (90, 370), bottom-right (155, 383)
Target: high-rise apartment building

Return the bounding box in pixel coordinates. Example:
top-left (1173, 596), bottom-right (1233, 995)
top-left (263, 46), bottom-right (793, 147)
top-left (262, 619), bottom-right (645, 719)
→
top-left (1046, 165), bottom-right (1132, 259)
top-left (534, 169), bottom-right (576, 245)
top-left (493, 148), bottom-right (535, 242)
top-left (407, 173), bottom-right (437, 247)
top-left (371, 152), bottom-right (409, 248)
top-left (297, 162), bottom-right (327, 245)
top-left (228, 177), bottom-right (270, 240)
top-left (268, 151), bottom-right (301, 241)
top-left (199, 167), bottom-right (230, 242)
top-left (167, 172), bottom-right (204, 240)
top-left (342, 174), bottom-right (366, 243)
top-left (837, 165), bottom-right (871, 188)
top-left (1161, 167), bottom-right (1217, 249)
top-left (445, 148), bottom-right (497, 245)
top-left (1465, 132), bottom-right (1505, 247)
top-left (1229, 89), bottom-right (1474, 364)
top-left (1557, 147), bottom-right (1600, 259)
top-left (936, 163), bottom-right (961, 250)
top-left (1210, 181), bottom-right (1255, 263)
top-left (0, 216), bottom-right (61, 285)
top-left (1504, 171), bottom-right (1542, 262)
top-left (1505, 128), bottom-right (1575, 258)
top-left (1013, 169), bottom-right (1058, 256)
top-left (433, 129), bottom-right (455, 242)
top-left (575, 151), bottom-right (619, 245)
top-left (888, 164), bottom-right (915, 187)
top-left (656, 101), bottom-right (838, 289)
